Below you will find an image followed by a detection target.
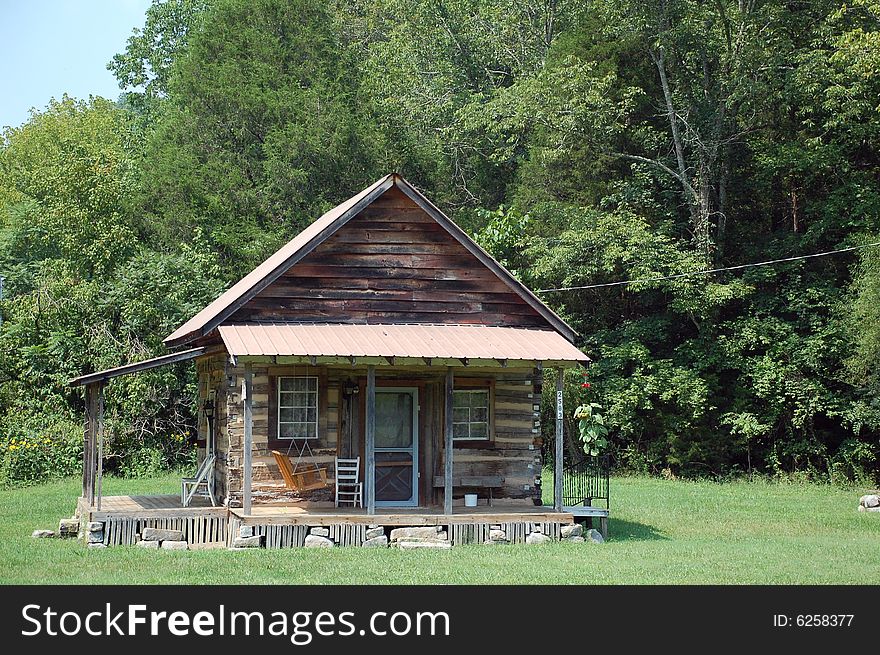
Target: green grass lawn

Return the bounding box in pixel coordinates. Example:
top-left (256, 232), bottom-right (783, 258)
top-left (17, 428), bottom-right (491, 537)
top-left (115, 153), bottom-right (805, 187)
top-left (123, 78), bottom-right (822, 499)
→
top-left (1, 474), bottom-right (879, 584)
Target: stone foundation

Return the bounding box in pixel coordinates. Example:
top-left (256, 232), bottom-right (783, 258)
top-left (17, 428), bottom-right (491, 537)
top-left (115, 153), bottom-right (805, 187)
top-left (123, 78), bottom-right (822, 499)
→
top-left (222, 518), bottom-right (604, 550)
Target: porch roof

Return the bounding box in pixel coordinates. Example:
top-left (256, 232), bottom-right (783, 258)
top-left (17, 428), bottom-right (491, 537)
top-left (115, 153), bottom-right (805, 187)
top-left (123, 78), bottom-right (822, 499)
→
top-left (218, 323), bottom-right (589, 363)
top-left (68, 347), bottom-right (207, 386)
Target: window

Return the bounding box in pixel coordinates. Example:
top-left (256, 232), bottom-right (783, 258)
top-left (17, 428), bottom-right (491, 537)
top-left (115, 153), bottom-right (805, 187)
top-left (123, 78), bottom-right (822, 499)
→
top-left (277, 376), bottom-right (318, 439)
top-left (452, 389), bottom-right (490, 440)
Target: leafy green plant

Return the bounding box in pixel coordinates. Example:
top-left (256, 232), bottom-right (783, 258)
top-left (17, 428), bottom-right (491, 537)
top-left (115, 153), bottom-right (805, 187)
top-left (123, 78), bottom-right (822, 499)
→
top-left (573, 402), bottom-right (609, 457)
top-left (830, 438), bottom-right (877, 486)
top-left (0, 426), bottom-right (81, 487)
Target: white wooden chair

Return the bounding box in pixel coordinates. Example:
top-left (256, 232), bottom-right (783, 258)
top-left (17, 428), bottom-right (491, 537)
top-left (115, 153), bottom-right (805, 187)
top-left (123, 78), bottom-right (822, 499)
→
top-left (335, 457), bottom-right (362, 508)
top-left (181, 454), bottom-right (216, 507)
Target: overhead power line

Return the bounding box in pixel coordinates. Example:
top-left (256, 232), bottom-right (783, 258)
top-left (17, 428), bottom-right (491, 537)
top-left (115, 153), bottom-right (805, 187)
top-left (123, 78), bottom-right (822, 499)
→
top-left (537, 241), bottom-right (880, 293)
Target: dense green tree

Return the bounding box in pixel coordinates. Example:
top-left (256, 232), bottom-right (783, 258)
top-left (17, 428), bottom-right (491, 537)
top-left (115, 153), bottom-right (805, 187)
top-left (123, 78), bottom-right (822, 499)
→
top-left (0, 97), bottom-right (225, 483)
top-left (135, 0), bottom-right (383, 277)
top-left (2, 0), bottom-right (880, 485)
top-left (108, 0), bottom-right (211, 107)
top-left (0, 97), bottom-right (143, 279)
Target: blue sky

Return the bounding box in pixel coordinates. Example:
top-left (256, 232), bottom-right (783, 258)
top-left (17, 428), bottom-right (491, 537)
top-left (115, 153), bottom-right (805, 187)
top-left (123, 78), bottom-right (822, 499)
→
top-left (1, 0), bottom-right (152, 129)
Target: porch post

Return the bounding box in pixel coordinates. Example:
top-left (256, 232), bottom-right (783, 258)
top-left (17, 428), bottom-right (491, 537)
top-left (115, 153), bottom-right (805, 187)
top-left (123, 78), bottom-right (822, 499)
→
top-left (365, 365), bottom-right (376, 515)
top-left (243, 363), bottom-right (253, 516)
top-left (444, 367), bottom-right (454, 515)
top-left (82, 382), bottom-right (98, 506)
top-left (554, 367), bottom-right (564, 512)
top-left (96, 383), bottom-right (105, 512)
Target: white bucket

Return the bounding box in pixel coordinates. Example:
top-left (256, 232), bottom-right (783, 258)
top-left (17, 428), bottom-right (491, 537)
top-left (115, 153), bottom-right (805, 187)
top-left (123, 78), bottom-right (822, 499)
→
top-left (464, 493), bottom-right (478, 507)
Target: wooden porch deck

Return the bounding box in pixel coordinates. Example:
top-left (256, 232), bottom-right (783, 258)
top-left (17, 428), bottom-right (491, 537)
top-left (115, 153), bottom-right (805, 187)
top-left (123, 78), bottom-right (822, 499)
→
top-left (82, 494), bottom-right (573, 526)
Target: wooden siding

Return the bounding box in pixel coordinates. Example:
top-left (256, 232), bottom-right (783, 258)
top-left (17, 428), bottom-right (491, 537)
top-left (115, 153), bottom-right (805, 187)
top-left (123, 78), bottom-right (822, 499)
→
top-left (227, 187), bottom-right (548, 328)
top-left (447, 370), bottom-right (542, 503)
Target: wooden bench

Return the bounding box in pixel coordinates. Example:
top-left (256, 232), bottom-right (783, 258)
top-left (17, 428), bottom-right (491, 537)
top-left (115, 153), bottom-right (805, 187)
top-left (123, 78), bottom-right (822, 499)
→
top-left (432, 475), bottom-right (504, 506)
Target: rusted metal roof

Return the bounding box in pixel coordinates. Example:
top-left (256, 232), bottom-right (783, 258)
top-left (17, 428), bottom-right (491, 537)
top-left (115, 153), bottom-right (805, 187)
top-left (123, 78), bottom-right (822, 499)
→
top-left (218, 324), bottom-right (588, 363)
top-left (164, 173), bottom-right (577, 347)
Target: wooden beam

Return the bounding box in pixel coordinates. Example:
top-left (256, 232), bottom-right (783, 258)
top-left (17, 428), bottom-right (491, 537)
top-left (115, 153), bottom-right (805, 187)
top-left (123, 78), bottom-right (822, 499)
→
top-left (96, 384), bottom-right (105, 512)
top-left (458, 357), bottom-right (469, 366)
top-left (554, 367), bottom-right (564, 512)
top-left (384, 356), bottom-right (395, 366)
top-left (365, 365), bottom-right (376, 515)
top-left (69, 347), bottom-right (206, 386)
top-left (82, 383), bottom-right (99, 507)
top-left (444, 367), bottom-right (454, 515)
top-left (81, 385), bottom-right (91, 504)
top-left (243, 364), bottom-right (253, 515)
top-left (423, 357), bottom-right (432, 367)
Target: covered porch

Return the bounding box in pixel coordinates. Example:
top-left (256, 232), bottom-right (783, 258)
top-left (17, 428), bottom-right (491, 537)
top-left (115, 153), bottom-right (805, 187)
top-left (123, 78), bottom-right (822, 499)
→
top-left (70, 323), bottom-right (596, 548)
top-left (224, 323), bottom-right (585, 518)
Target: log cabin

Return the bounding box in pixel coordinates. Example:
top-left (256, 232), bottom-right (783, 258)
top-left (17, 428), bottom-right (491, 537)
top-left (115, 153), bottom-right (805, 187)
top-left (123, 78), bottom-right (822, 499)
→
top-left (68, 174), bottom-right (603, 549)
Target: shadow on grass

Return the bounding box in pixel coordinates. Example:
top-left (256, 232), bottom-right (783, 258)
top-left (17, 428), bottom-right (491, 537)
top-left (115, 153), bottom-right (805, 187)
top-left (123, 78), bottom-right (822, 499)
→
top-left (602, 518), bottom-right (668, 542)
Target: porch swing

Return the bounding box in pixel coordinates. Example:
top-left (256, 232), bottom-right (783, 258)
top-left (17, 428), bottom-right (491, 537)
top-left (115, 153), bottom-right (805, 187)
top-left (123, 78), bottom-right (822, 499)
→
top-left (270, 367), bottom-right (330, 493)
top-left (271, 440), bottom-right (329, 493)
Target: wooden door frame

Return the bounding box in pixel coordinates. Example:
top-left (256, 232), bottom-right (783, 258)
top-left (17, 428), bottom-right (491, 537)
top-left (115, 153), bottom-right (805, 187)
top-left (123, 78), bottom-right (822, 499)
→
top-left (358, 376), bottom-right (430, 507)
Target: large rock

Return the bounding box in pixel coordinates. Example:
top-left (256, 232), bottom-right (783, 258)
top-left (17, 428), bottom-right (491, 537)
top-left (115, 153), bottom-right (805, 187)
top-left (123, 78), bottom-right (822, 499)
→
top-left (860, 494), bottom-right (880, 508)
top-left (87, 522), bottom-right (104, 544)
top-left (585, 529), bottom-right (605, 544)
top-left (32, 530), bottom-right (55, 539)
top-left (389, 526), bottom-right (445, 542)
top-left (239, 525), bottom-right (254, 538)
top-left (365, 527), bottom-right (385, 540)
top-left (561, 523), bottom-right (583, 539)
top-left (142, 527), bottom-right (184, 542)
top-left (304, 535), bottom-right (334, 548)
top-left (525, 532), bottom-right (552, 545)
top-left (57, 518), bottom-right (79, 538)
top-left (309, 527), bottom-right (330, 537)
top-left (397, 540), bottom-right (452, 550)
top-left (231, 535), bottom-right (262, 548)
top-left (363, 536), bottom-right (389, 548)
top-left (864, 507), bottom-right (880, 513)
top-left (564, 536), bottom-right (586, 543)
top-left (88, 542), bottom-right (107, 549)
top-left (160, 540), bottom-right (188, 550)
top-left (488, 529), bottom-right (507, 542)
top-left (136, 540), bottom-right (160, 549)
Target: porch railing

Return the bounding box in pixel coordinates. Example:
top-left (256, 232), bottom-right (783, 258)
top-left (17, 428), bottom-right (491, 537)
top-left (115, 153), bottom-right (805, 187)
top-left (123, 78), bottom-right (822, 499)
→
top-left (562, 455), bottom-right (610, 509)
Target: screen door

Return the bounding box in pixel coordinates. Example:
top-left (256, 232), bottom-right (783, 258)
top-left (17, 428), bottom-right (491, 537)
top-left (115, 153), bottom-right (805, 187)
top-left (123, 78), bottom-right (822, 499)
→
top-left (374, 387), bottom-right (418, 507)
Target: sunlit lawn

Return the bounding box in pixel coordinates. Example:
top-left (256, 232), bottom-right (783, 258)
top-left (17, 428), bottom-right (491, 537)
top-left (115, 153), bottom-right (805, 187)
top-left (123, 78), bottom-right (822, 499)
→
top-left (1, 473), bottom-right (878, 584)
